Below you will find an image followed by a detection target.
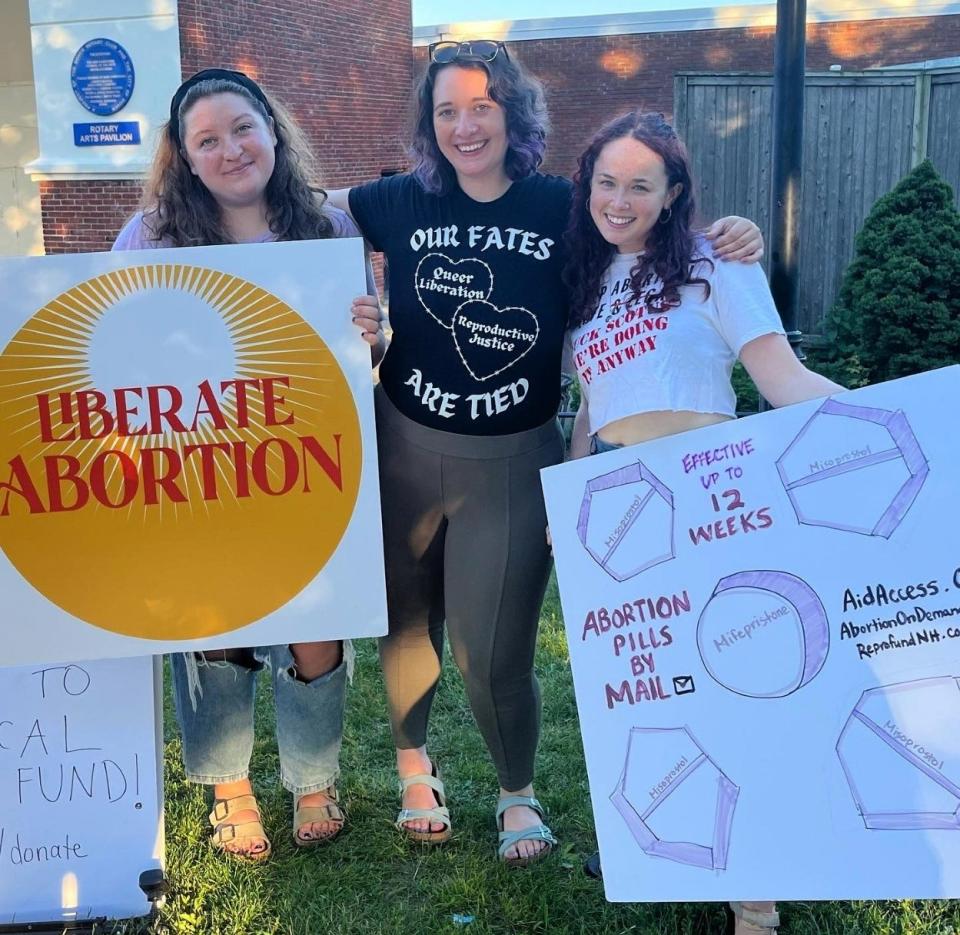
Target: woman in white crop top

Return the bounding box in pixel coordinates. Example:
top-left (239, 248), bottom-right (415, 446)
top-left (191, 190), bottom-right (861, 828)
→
top-left (564, 112), bottom-right (841, 465)
top-left (562, 112), bottom-right (843, 935)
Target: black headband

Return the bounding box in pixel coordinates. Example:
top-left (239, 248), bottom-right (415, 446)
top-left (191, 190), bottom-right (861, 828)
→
top-left (168, 68), bottom-right (273, 148)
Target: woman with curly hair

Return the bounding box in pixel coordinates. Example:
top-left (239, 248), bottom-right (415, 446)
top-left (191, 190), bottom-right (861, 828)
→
top-left (331, 43), bottom-right (764, 865)
top-left (114, 68), bottom-right (384, 861)
top-left (563, 110), bottom-right (842, 932)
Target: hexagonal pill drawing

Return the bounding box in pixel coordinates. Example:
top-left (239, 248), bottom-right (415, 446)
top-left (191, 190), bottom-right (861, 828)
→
top-left (610, 726), bottom-right (738, 870)
top-left (697, 570), bottom-right (829, 698)
top-left (577, 461), bottom-right (674, 582)
top-left (837, 677), bottom-right (960, 830)
top-left (776, 398), bottom-right (928, 538)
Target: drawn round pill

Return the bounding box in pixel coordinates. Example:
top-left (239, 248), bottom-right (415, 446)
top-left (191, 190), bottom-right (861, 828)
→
top-left (696, 570), bottom-right (829, 698)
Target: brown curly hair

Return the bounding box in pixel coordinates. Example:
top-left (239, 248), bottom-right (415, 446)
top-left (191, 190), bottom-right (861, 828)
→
top-left (409, 51), bottom-right (549, 196)
top-left (563, 111), bottom-right (712, 329)
top-left (138, 77), bottom-right (333, 246)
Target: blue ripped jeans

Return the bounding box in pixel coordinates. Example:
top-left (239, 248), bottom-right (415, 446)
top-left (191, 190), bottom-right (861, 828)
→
top-left (170, 645), bottom-right (346, 796)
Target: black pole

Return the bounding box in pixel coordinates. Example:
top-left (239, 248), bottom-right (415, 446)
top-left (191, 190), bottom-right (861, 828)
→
top-left (769, 0), bottom-right (807, 362)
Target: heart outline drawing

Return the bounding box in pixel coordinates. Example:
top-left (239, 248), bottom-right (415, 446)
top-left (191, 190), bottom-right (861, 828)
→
top-left (414, 253), bottom-right (494, 330)
top-left (451, 299), bottom-right (540, 382)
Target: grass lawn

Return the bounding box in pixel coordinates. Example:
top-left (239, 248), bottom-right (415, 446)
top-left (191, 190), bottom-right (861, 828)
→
top-left (136, 577), bottom-right (960, 934)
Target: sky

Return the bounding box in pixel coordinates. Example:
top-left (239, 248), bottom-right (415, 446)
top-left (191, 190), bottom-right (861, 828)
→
top-left (412, 0), bottom-right (770, 26)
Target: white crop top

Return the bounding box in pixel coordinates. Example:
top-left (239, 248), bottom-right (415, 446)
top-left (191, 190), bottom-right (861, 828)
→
top-left (563, 247), bottom-right (784, 435)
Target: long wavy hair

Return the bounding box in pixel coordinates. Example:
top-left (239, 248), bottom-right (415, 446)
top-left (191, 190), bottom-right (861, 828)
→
top-left (410, 50), bottom-right (549, 195)
top-left (139, 77), bottom-right (333, 246)
top-left (564, 112), bottom-right (712, 329)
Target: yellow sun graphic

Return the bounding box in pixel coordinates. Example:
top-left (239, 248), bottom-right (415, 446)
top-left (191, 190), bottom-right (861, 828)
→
top-left (0, 265), bottom-right (362, 640)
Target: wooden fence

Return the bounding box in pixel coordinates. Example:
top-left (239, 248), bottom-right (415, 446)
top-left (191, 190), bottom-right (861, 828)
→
top-left (674, 66), bottom-right (960, 341)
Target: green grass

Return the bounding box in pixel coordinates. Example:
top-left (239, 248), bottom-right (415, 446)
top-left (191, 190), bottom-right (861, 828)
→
top-left (120, 577), bottom-right (960, 934)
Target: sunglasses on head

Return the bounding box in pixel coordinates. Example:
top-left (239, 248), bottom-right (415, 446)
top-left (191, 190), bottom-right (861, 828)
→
top-left (428, 40), bottom-right (506, 64)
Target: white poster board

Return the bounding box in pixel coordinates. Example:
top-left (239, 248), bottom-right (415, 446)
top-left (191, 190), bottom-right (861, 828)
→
top-left (0, 239), bottom-right (387, 666)
top-left (0, 656), bottom-right (161, 925)
top-left (542, 367), bottom-right (960, 902)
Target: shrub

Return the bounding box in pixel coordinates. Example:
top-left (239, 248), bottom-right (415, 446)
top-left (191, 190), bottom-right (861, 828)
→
top-left (814, 160), bottom-right (960, 386)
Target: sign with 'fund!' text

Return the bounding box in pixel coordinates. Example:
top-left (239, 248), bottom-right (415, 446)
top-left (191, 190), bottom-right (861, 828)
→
top-left (0, 239), bottom-right (386, 666)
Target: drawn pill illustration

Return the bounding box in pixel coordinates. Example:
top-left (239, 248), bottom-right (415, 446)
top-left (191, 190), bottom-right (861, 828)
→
top-left (776, 399), bottom-right (928, 538)
top-left (610, 726), bottom-right (738, 870)
top-left (577, 461), bottom-right (675, 582)
top-left (696, 570), bottom-right (829, 698)
top-left (837, 677), bottom-right (960, 830)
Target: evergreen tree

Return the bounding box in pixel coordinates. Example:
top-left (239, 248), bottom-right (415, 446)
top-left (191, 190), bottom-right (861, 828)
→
top-left (818, 160), bottom-right (960, 386)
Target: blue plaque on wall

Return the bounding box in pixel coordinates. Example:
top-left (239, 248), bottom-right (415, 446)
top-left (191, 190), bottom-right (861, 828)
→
top-left (71, 38), bottom-right (135, 117)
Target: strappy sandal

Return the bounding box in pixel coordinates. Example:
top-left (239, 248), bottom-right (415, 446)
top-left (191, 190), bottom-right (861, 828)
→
top-left (293, 785), bottom-right (345, 847)
top-left (728, 902), bottom-right (780, 935)
top-left (209, 793), bottom-right (271, 862)
top-left (496, 795), bottom-right (557, 867)
top-left (395, 762), bottom-right (452, 844)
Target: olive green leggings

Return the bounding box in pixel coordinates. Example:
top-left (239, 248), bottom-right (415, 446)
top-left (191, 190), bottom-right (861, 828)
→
top-left (375, 386), bottom-right (565, 791)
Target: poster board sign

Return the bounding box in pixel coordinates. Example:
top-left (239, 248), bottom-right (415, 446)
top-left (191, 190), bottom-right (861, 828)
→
top-left (0, 656), bottom-right (162, 925)
top-left (0, 240), bottom-right (386, 666)
top-left (541, 367), bottom-right (960, 902)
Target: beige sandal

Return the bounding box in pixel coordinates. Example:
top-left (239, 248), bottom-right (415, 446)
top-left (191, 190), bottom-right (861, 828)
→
top-left (293, 786), bottom-right (345, 847)
top-left (729, 902), bottom-right (779, 935)
top-left (496, 795), bottom-right (557, 867)
top-left (209, 794), bottom-right (271, 862)
top-left (395, 762), bottom-right (452, 844)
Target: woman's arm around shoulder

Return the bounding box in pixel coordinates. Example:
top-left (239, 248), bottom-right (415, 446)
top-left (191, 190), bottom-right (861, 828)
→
top-left (704, 216), bottom-right (764, 263)
top-left (325, 188), bottom-right (354, 221)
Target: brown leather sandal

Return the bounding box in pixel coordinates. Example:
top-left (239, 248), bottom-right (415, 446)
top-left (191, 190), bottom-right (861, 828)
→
top-left (209, 793), bottom-right (271, 862)
top-left (293, 786), bottom-right (345, 847)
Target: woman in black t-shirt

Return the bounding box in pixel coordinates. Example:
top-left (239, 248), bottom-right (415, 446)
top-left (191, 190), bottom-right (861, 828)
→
top-left (331, 40), bottom-right (764, 865)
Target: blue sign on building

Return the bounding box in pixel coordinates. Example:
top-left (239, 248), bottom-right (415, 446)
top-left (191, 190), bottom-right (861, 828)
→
top-left (73, 121), bottom-right (142, 147)
top-left (71, 38), bottom-right (135, 117)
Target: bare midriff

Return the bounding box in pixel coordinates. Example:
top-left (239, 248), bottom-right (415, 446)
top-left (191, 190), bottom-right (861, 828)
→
top-left (597, 410), bottom-right (733, 446)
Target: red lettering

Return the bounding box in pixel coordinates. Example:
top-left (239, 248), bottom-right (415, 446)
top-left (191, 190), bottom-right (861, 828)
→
top-left (76, 390), bottom-right (114, 440)
top-left (0, 456), bottom-right (46, 515)
top-left (146, 386), bottom-right (187, 435)
top-left (44, 455), bottom-right (88, 513)
top-left (262, 377), bottom-right (294, 427)
top-left (252, 438), bottom-right (299, 495)
top-left (231, 441), bottom-right (251, 498)
top-left (89, 450), bottom-right (139, 508)
top-left (190, 380), bottom-right (228, 432)
top-left (36, 393), bottom-right (76, 442)
top-left (221, 379), bottom-right (260, 429)
top-left (299, 434), bottom-right (343, 492)
top-left (140, 447), bottom-right (187, 505)
top-left (112, 387), bottom-right (147, 437)
top-left (183, 443), bottom-right (231, 500)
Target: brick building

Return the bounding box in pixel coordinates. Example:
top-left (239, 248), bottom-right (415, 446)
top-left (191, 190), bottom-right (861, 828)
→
top-left (415, 0), bottom-right (960, 179)
top-left (4, 0), bottom-right (958, 255)
top-left (6, 0), bottom-right (410, 256)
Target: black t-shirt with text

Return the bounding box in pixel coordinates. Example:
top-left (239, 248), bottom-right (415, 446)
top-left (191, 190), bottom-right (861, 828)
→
top-left (349, 172), bottom-right (572, 435)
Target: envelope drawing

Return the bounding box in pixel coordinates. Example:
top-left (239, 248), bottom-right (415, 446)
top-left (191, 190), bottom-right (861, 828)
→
top-left (673, 675), bottom-right (696, 695)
